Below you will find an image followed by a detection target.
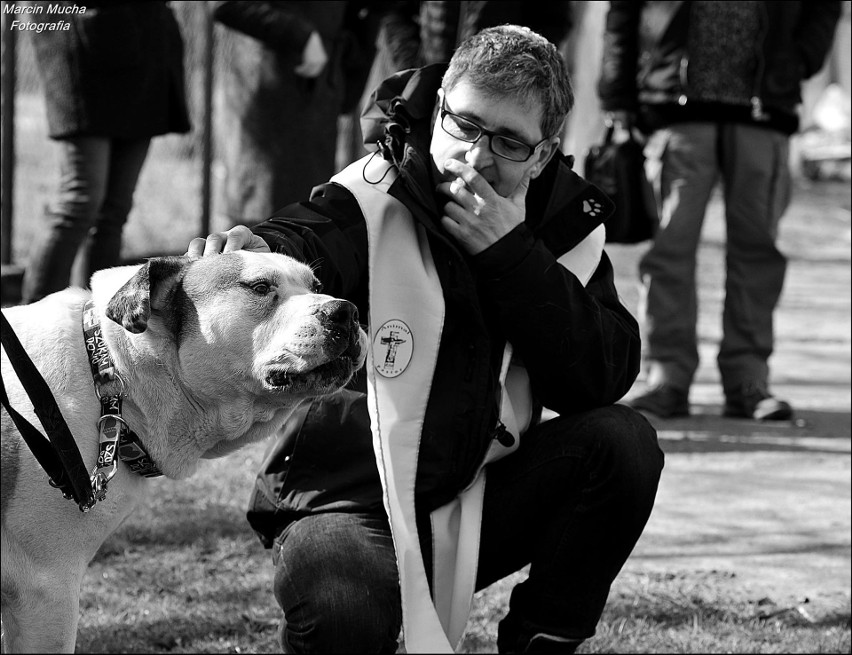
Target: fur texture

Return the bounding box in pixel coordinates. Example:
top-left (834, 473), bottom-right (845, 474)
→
top-left (0, 252), bottom-right (366, 653)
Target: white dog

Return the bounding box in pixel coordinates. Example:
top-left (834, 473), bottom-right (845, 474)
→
top-left (1, 252), bottom-right (367, 653)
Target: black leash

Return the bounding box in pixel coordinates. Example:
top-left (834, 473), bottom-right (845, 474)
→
top-left (0, 309), bottom-right (95, 511)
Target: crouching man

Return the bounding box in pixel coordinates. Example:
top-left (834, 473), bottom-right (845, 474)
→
top-left (189, 25), bottom-right (664, 654)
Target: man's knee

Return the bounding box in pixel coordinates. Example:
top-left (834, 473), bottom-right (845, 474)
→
top-left (592, 404), bottom-right (664, 508)
top-left (272, 515), bottom-right (401, 653)
top-left (595, 403), bottom-right (662, 465)
top-left (275, 586), bottom-right (400, 654)
top-left (559, 404), bottom-right (664, 500)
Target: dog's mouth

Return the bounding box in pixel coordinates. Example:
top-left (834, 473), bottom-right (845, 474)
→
top-left (266, 357), bottom-right (353, 390)
top-left (264, 330), bottom-right (365, 394)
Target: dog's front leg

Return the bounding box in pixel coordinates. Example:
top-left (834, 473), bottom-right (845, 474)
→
top-left (2, 546), bottom-right (84, 654)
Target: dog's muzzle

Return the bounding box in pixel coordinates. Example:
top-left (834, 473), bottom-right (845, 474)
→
top-left (265, 300), bottom-right (365, 391)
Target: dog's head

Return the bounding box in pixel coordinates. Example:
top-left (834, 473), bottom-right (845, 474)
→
top-left (103, 252), bottom-right (367, 402)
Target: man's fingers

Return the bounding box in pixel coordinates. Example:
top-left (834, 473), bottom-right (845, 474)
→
top-left (185, 226), bottom-right (270, 258)
top-left (509, 170), bottom-right (533, 206)
top-left (186, 237), bottom-right (207, 258)
top-left (221, 225), bottom-right (253, 252)
top-left (443, 159), bottom-right (493, 200)
top-left (202, 233), bottom-right (227, 257)
top-left (440, 179), bottom-right (483, 215)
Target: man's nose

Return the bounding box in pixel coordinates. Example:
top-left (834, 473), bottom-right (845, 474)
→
top-left (465, 137), bottom-right (493, 168)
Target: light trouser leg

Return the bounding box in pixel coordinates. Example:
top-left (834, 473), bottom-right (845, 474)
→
top-left (639, 123), bottom-right (720, 391)
top-left (716, 124), bottom-right (790, 394)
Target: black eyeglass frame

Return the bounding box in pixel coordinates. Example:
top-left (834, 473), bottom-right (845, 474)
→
top-left (438, 96), bottom-right (549, 163)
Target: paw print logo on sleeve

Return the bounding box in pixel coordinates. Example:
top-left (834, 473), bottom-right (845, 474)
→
top-left (583, 199), bottom-right (603, 216)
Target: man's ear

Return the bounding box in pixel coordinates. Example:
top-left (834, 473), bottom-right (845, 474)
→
top-left (106, 256), bottom-right (190, 333)
top-left (431, 88), bottom-right (444, 128)
top-left (530, 137), bottom-right (561, 180)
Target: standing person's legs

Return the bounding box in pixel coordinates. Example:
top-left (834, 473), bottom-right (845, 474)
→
top-left (717, 123), bottom-right (792, 419)
top-left (21, 137), bottom-right (109, 303)
top-left (271, 512), bottom-right (402, 654)
top-left (639, 123), bottom-right (720, 393)
top-left (628, 123), bottom-right (719, 416)
top-left (75, 137), bottom-right (151, 286)
top-left (476, 405), bottom-right (664, 652)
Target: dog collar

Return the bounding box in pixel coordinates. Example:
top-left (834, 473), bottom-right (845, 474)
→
top-left (83, 301), bottom-right (163, 487)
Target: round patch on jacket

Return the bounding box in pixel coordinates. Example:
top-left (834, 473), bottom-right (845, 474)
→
top-left (373, 319), bottom-right (413, 378)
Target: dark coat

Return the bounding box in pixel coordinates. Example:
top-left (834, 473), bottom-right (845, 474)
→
top-left (382, 0), bottom-right (573, 70)
top-left (31, 1), bottom-right (190, 140)
top-left (211, 1), bottom-right (382, 221)
top-left (597, 1), bottom-right (842, 134)
top-left (246, 64), bottom-right (641, 547)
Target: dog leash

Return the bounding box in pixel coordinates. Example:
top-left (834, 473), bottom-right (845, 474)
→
top-left (0, 309), bottom-right (96, 511)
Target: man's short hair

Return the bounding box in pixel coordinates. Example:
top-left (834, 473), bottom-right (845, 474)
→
top-left (442, 25), bottom-right (574, 140)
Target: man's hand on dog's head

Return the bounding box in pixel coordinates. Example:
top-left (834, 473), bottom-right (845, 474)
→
top-left (187, 225), bottom-right (271, 258)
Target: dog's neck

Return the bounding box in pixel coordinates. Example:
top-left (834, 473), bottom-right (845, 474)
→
top-left (88, 275), bottom-right (297, 480)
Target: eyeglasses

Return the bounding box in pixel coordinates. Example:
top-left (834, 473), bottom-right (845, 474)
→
top-left (439, 97), bottom-right (547, 162)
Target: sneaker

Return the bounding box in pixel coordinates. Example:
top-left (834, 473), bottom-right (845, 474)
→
top-left (723, 381), bottom-right (793, 421)
top-left (625, 384), bottom-right (690, 418)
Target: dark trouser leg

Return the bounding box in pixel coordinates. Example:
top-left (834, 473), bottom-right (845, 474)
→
top-left (717, 123), bottom-right (790, 393)
top-left (272, 512), bottom-right (402, 654)
top-left (73, 137), bottom-right (151, 287)
top-left (475, 405), bottom-right (664, 652)
top-left (21, 137), bottom-right (109, 303)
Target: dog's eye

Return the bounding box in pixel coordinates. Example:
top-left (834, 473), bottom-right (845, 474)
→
top-left (312, 280), bottom-right (323, 293)
top-left (244, 281), bottom-right (272, 295)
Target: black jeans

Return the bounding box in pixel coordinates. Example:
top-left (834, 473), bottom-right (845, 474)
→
top-left (22, 136), bottom-right (151, 303)
top-left (272, 404), bottom-right (664, 653)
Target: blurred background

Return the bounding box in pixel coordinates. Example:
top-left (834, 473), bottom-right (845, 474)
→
top-left (1, 1), bottom-right (850, 298)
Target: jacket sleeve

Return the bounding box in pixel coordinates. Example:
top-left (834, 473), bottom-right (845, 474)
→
top-left (211, 1), bottom-right (314, 53)
top-left (251, 183), bottom-right (369, 303)
top-left (472, 224), bottom-right (641, 414)
top-left (795, 1), bottom-right (843, 79)
top-left (381, 0), bottom-right (422, 70)
top-left (597, 1), bottom-right (644, 113)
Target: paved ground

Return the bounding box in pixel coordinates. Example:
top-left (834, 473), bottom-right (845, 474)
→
top-left (608, 177), bottom-right (851, 616)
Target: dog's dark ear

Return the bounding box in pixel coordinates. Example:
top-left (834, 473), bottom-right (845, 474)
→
top-left (106, 256), bottom-right (191, 334)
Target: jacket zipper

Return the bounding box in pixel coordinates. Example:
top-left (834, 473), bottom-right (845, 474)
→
top-left (750, 3), bottom-right (770, 121)
top-left (677, 55), bottom-right (689, 106)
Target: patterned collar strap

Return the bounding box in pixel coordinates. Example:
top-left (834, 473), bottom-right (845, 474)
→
top-left (82, 301), bottom-right (162, 483)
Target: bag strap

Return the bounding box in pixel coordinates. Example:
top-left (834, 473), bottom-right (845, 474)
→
top-left (0, 310), bottom-right (94, 509)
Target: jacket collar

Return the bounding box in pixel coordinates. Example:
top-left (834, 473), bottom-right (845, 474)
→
top-left (360, 64), bottom-right (614, 253)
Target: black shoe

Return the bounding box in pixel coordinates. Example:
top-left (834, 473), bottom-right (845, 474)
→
top-left (522, 634), bottom-right (584, 653)
top-left (625, 384), bottom-right (690, 418)
top-left (497, 615), bottom-right (584, 653)
top-left (724, 382), bottom-right (793, 421)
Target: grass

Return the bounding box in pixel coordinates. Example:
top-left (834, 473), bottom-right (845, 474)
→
top-left (68, 439), bottom-right (850, 654)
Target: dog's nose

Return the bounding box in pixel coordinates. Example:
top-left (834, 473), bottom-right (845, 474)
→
top-left (319, 299), bottom-right (359, 329)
